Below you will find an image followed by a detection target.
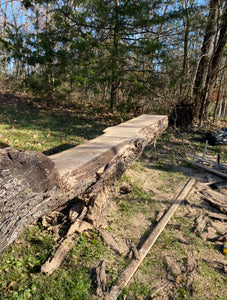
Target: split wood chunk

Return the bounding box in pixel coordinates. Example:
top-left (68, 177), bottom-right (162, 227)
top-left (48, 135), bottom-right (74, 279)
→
top-left (196, 183), bottom-right (227, 214)
top-left (95, 260), bottom-right (107, 297)
top-left (100, 229), bottom-right (126, 256)
top-left (0, 114), bottom-right (168, 254)
top-left (208, 233), bottom-right (227, 242)
top-left (206, 211), bottom-right (227, 221)
top-left (193, 215), bottom-right (207, 234)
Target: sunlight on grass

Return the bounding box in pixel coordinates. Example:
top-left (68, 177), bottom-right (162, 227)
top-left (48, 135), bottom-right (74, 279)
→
top-left (0, 99), bottom-right (226, 299)
top-left (0, 103), bottom-right (106, 153)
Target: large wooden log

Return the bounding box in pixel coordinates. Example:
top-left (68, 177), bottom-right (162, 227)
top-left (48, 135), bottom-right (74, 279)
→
top-left (0, 114), bottom-right (168, 254)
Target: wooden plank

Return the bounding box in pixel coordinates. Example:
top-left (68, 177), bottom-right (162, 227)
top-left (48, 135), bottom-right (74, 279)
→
top-left (104, 178), bottom-right (196, 300)
top-left (0, 114), bottom-right (168, 254)
top-left (186, 153), bottom-right (227, 170)
top-left (177, 155), bottom-right (227, 179)
top-left (51, 114), bottom-right (167, 179)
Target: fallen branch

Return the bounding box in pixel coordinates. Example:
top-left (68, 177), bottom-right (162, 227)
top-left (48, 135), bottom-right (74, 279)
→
top-left (41, 206), bottom-right (92, 275)
top-left (104, 178), bottom-right (196, 300)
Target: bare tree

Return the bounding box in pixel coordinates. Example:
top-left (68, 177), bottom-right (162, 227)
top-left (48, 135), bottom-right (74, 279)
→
top-left (192, 0), bottom-right (227, 125)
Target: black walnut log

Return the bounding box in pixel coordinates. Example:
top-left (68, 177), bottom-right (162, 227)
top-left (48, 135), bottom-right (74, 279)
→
top-left (0, 149), bottom-right (61, 254)
top-left (0, 114), bottom-right (168, 254)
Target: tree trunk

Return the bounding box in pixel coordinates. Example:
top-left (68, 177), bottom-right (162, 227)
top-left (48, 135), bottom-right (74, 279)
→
top-left (180, 0), bottom-right (190, 99)
top-left (192, 0), bottom-right (219, 124)
top-left (213, 59), bottom-right (226, 122)
top-left (219, 82), bottom-right (227, 118)
top-left (203, 2), bottom-right (227, 119)
top-left (110, 0), bottom-right (120, 113)
top-left (0, 115), bottom-right (168, 254)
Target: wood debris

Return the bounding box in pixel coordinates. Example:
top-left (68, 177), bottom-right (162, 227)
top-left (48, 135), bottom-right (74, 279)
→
top-left (100, 230), bottom-right (127, 256)
top-left (193, 215), bottom-right (207, 235)
top-left (126, 240), bottom-right (140, 260)
top-left (206, 211), bottom-right (227, 221)
top-left (103, 178), bottom-right (196, 300)
top-left (202, 258), bottom-right (227, 273)
top-left (196, 183), bottom-right (227, 214)
top-left (95, 260), bottom-right (107, 297)
top-left (164, 255), bottom-right (182, 277)
top-left (177, 153), bottom-right (227, 179)
top-left (41, 206), bottom-right (92, 275)
top-left (208, 233), bottom-right (227, 242)
top-left (176, 232), bottom-right (190, 245)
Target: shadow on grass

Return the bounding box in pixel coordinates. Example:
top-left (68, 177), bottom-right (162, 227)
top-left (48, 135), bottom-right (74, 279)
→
top-left (43, 143), bottom-right (75, 155)
top-left (0, 142), bottom-right (9, 148)
top-left (0, 91), bottom-right (115, 151)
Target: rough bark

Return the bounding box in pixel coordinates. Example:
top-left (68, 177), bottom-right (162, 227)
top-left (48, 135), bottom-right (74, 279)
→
top-left (0, 148), bottom-right (62, 254)
top-left (203, 2), bottom-right (227, 118)
top-left (192, 0), bottom-right (219, 122)
top-left (110, 0), bottom-right (120, 112)
top-left (0, 114), bottom-right (168, 254)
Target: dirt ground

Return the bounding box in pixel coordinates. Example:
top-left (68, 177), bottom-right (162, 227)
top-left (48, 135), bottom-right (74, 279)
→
top-left (32, 124), bottom-right (227, 299)
top-left (95, 133), bottom-right (227, 299)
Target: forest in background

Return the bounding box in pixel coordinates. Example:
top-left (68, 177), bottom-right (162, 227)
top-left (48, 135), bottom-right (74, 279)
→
top-left (0, 0), bottom-right (226, 128)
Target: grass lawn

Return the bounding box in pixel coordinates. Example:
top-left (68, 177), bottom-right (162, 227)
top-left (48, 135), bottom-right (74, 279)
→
top-left (0, 92), bottom-right (226, 299)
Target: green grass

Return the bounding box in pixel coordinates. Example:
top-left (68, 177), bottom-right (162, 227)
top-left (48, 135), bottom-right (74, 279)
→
top-left (0, 228), bottom-right (108, 299)
top-left (0, 95), bottom-right (226, 299)
top-left (0, 99), bottom-right (115, 153)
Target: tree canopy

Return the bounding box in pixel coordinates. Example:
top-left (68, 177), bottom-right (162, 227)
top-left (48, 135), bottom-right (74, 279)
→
top-left (0, 0), bottom-right (226, 126)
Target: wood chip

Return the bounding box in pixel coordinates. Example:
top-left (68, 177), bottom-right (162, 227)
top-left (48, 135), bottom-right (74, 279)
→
top-left (193, 215), bottom-right (207, 234)
top-left (95, 260), bottom-right (107, 297)
top-left (100, 230), bottom-right (126, 256)
top-left (177, 232), bottom-right (190, 245)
